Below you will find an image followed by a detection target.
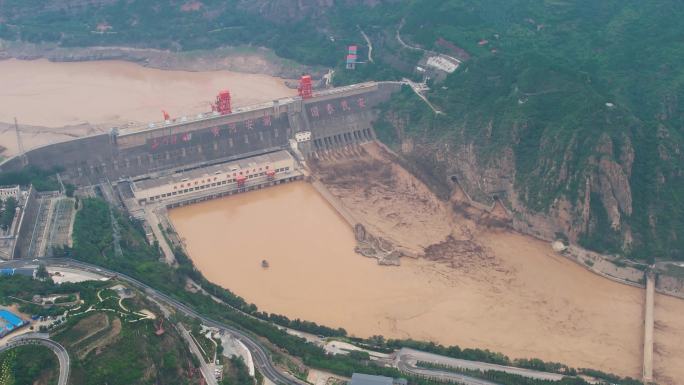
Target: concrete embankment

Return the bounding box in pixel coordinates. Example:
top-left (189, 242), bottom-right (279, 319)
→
top-left (309, 177), bottom-right (402, 265)
top-left (642, 273), bottom-right (655, 383)
top-left (309, 179), bottom-right (357, 227)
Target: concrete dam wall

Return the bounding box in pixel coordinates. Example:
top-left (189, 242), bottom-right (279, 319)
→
top-left (0, 82), bottom-right (400, 185)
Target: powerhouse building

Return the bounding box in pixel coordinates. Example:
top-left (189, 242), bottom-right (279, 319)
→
top-left (130, 150), bottom-right (295, 204)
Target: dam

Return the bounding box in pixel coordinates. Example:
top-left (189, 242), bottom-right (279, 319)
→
top-left (0, 79), bottom-right (400, 186)
top-left (0, 75), bottom-right (400, 260)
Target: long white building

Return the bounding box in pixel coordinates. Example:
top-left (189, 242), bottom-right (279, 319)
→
top-left (131, 151), bottom-right (296, 204)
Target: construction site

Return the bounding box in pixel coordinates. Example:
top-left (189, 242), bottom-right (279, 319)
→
top-left (1, 61), bottom-right (683, 384)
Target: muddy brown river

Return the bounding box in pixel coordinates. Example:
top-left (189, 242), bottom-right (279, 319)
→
top-left (0, 58), bottom-right (295, 128)
top-left (168, 181), bottom-right (444, 332)
top-left (169, 182), bottom-right (684, 381)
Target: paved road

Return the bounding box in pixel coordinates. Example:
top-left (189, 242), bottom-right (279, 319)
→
top-left (396, 348), bottom-right (566, 382)
top-left (0, 333), bottom-right (70, 385)
top-left (396, 356), bottom-right (499, 385)
top-left (179, 325), bottom-right (219, 385)
top-left (145, 207), bottom-right (176, 264)
top-left (396, 19), bottom-right (424, 52)
top-left (359, 28), bottom-right (374, 63)
top-left (2, 258), bottom-right (307, 385)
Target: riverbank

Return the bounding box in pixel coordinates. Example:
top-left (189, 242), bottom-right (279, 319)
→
top-left (0, 39), bottom-right (314, 78)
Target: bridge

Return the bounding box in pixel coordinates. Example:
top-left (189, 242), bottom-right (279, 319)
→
top-left (0, 81), bottom-right (401, 186)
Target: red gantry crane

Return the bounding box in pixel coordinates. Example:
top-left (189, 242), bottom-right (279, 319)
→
top-left (298, 75), bottom-right (313, 99)
top-left (212, 90), bottom-right (232, 115)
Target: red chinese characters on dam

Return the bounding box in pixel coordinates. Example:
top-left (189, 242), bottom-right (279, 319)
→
top-left (308, 97), bottom-right (366, 119)
top-left (148, 95), bottom-right (364, 150)
top-left (148, 114), bottom-right (276, 150)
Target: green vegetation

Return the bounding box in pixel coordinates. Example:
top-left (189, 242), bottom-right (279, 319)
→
top-left (189, 322), bottom-right (217, 363)
top-left (359, 337), bottom-right (574, 375)
top-left (416, 361), bottom-right (643, 385)
top-left (0, 197), bottom-right (17, 231)
top-left (665, 264), bottom-right (684, 279)
top-left (64, 183), bottom-right (76, 198)
top-left (0, 166), bottom-right (61, 192)
top-left (36, 264), bottom-right (50, 281)
top-left (1, 270), bottom-right (203, 384)
top-left (576, 368), bottom-right (643, 385)
top-left (418, 362), bottom-right (584, 385)
top-left (54, 294), bottom-right (77, 304)
top-left (221, 356), bottom-right (253, 385)
top-left (0, 274), bottom-right (104, 317)
top-left (384, 1), bottom-right (684, 261)
top-left (55, 312), bottom-right (198, 385)
top-left (0, 345), bottom-right (59, 385)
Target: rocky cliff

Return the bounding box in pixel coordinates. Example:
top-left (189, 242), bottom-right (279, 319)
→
top-left (378, 71), bottom-right (683, 261)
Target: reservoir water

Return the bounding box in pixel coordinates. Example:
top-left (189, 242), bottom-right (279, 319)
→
top-left (0, 58), bottom-right (295, 156)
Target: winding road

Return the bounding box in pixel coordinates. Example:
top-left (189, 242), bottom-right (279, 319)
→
top-left (359, 27), bottom-right (374, 63)
top-left (0, 333), bottom-right (70, 385)
top-left (1, 258), bottom-right (307, 385)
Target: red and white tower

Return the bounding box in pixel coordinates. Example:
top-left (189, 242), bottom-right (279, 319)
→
top-left (212, 90), bottom-right (232, 115)
top-left (298, 75), bottom-right (313, 99)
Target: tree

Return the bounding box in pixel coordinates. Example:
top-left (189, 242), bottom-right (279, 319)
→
top-left (64, 183), bottom-right (76, 197)
top-left (0, 197), bottom-right (17, 231)
top-left (36, 264), bottom-right (50, 281)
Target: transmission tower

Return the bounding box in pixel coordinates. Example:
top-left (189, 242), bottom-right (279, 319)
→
top-left (13, 118), bottom-right (27, 166)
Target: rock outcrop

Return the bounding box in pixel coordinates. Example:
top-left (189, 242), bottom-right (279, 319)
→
top-left (386, 112), bottom-right (639, 255)
top-left (353, 223), bottom-right (401, 265)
